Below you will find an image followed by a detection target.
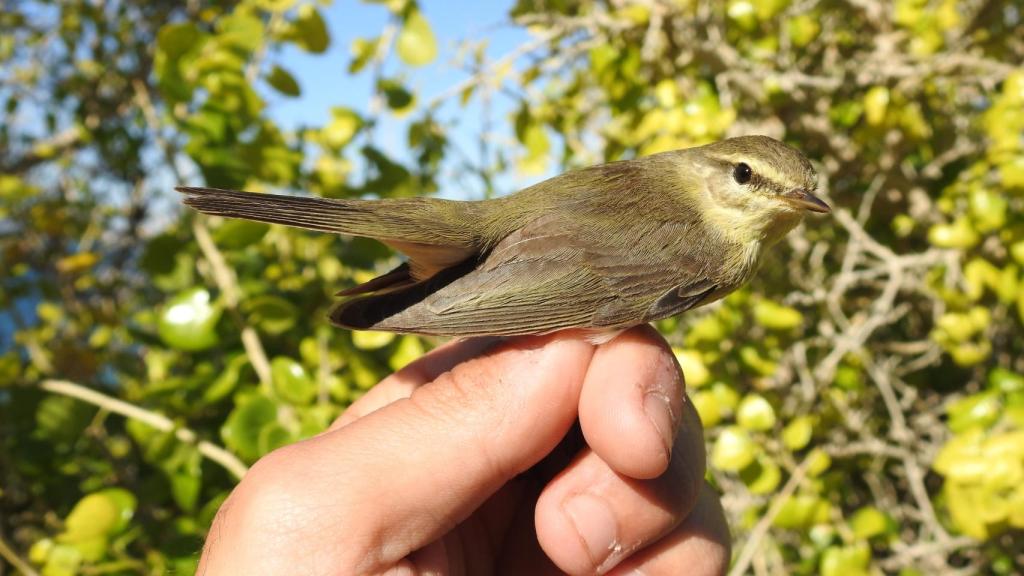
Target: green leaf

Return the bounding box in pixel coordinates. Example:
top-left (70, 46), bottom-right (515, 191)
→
top-left (740, 456), bottom-right (781, 494)
top-left (806, 448), bottom-right (832, 476)
top-left (0, 352), bottom-right (22, 384)
top-left (218, 13), bottom-right (265, 53)
top-left (737, 394), bottom-right (776, 431)
top-left (323, 107), bottom-right (363, 149)
top-left (396, 10), bottom-right (438, 67)
top-left (1000, 156), bottom-right (1024, 190)
top-left (989, 368), bottom-right (1024, 394)
top-left (363, 0), bottom-right (409, 12)
top-left (222, 392), bottom-right (278, 461)
top-left (863, 86), bottom-right (890, 126)
top-left (928, 218), bottom-right (979, 249)
top-left (711, 426), bottom-right (757, 471)
top-left (157, 22), bottom-right (202, 60)
top-left (850, 506), bottom-right (894, 539)
top-left (298, 404), bottom-right (337, 437)
top-left (243, 295), bottom-right (298, 335)
top-left (258, 421), bottom-right (293, 454)
top-left (820, 543), bottom-right (871, 576)
top-left (835, 364), bottom-right (865, 391)
top-left (141, 234), bottom-right (186, 276)
top-left (739, 346), bottom-right (777, 376)
top-left (36, 396), bottom-right (94, 443)
top-left (946, 391), bottom-right (1002, 432)
top-left (171, 471), bottom-right (201, 512)
top-left (349, 37), bottom-right (381, 74)
top-left (782, 416), bottom-right (814, 450)
top-left (292, 5), bottom-right (329, 53)
top-left (691, 390), bottom-right (722, 427)
top-left (752, 300), bottom-right (804, 331)
top-left (348, 351), bottom-right (384, 390)
top-left (788, 14), bottom-right (820, 47)
top-left (212, 219), bottom-right (270, 249)
top-left (710, 382), bottom-right (741, 413)
top-left (377, 78), bottom-right (415, 113)
top-left (266, 65), bottom-right (301, 97)
top-left (673, 348), bottom-right (710, 388)
top-left (60, 488), bottom-right (135, 542)
top-left (257, 0), bottom-right (298, 12)
top-left (271, 356), bottom-right (316, 405)
top-left (352, 330), bottom-right (395, 350)
top-left (773, 495), bottom-right (831, 529)
top-left (29, 538), bottom-right (53, 565)
top-left (42, 543), bottom-right (83, 576)
top-left (203, 354), bottom-right (249, 404)
top-left (158, 288), bottom-right (221, 351)
top-left (968, 188), bottom-right (1007, 232)
top-left (389, 335), bottom-right (426, 371)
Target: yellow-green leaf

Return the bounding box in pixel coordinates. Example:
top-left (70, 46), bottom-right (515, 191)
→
top-left (783, 416), bottom-right (814, 450)
top-left (863, 86), bottom-right (890, 126)
top-left (753, 300), bottom-right (804, 331)
top-left (266, 65), bottom-right (301, 97)
top-left (292, 5), bottom-right (329, 53)
top-left (352, 330), bottom-right (395, 350)
top-left (396, 10), bottom-right (438, 67)
top-left (271, 356), bottom-right (316, 405)
top-left (737, 394), bottom-right (776, 431)
top-left (158, 288), bottom-right (221, 351)
top-left (711, 426), bottom-right (757, 471)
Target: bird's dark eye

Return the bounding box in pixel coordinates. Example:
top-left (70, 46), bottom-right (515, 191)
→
top-left (733, 162), bottom-right (752, 184)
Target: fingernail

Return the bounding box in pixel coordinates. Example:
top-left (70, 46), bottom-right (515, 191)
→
top-left (564, 493), bottom-right (618, 569)
top-left (644, 392), bottom-right (676, 461)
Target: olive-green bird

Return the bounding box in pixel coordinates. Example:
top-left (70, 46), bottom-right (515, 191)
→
top-left (178, 135), bottom-right (829, 341)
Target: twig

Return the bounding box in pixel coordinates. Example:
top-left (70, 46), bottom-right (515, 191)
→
top-left (245, 12), bottom-right (284, 84)
top-left (0, 532), bottom-right (39, 576)
top-left (39, 379), bottom-right (248, 480)
top-left (728, 456), bottom-right (813, 576)
top-left (427, 28), bottom-right (560, 109)
top-left (132, 78), bottom-right (273, 388)
top-left (0, 126), bottom-right (82, 175)
top-left (192, 221), bottom-right (273, 387)
top-left (880, 536), bottom-right (976, 571)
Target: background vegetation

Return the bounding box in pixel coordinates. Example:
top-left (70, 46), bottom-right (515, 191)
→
top-left (2, 0), bottom-right (1023, 574)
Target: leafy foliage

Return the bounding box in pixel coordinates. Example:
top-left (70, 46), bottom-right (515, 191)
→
top-left (1, 0), bottom-right (1023, 574)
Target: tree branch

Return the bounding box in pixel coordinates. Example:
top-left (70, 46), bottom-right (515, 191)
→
top-left (728, 456), bottom-right (813, 576)
top-left (131, 78), bottom-right (273, 388)
top-left (0, 531), bottom-right (39, 576)
top-left (39, 379), bottom-right (249, 480)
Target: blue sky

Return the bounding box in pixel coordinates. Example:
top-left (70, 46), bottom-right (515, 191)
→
top-left (261, 0), bottom-right (532, 198)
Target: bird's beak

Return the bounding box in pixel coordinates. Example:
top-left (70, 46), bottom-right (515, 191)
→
top-left (783, 189), bottom-right (831, 213)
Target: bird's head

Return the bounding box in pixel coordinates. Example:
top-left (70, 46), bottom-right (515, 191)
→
top-left (686, 135), bottom-right (829, 242)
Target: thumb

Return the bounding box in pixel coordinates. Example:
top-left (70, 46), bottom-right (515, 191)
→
top-left (214, 334), bottom-right (594, 573)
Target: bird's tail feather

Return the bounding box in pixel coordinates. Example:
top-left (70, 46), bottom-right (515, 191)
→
top-left (176, 187), bottom-right (488, 252)
top-left (177, 187), bottom-right (380, 236)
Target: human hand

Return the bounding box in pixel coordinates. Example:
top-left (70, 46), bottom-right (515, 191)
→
top-left (197, 326), bottom-right (730, 575)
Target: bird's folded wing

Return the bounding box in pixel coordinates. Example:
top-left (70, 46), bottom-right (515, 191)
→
top-left (331, 214), bottom-right (719, 336)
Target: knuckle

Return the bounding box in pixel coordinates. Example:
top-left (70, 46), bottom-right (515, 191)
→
top-left (231, 445), bottom-right (323, 536)
top-left (417, 356), bottom-right (506, 432)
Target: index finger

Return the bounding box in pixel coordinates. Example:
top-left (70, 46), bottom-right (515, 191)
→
top-left (329, 336), bottom-right (502, 429)
top-left (199, 334), bottom-right (596, 575)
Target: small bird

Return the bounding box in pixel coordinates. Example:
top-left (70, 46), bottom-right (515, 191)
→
top-left (178, 135), bottom-right (829, 341)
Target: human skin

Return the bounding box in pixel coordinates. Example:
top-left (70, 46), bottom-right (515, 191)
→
top-left (196, 326), bottom-right (730, 575)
